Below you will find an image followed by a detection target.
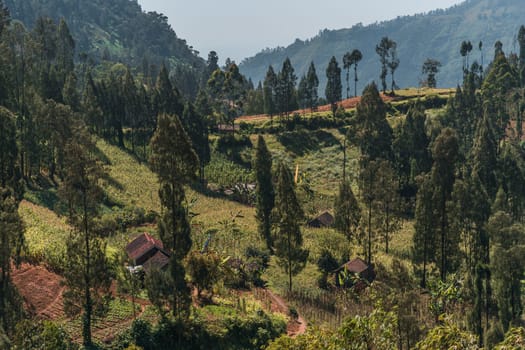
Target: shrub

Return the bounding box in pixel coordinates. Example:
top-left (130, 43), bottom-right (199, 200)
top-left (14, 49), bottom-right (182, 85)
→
top-left (130, 319), bottom-right (154, 350)
top-left (289, 307), bottom-right (299, 320)
top-left (13, 320), bottom-right (76, 350)
top-left (185, 250), bottom-right (223, 298)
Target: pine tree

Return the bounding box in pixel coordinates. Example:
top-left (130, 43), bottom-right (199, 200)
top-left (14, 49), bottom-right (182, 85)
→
top-left (348, 82), bottom-right (393, 162)
top-left (155, 64), bottom-right (183, 117)
top-left (297, 75), bottom-right (309, 114)
top-left (263, 65), bottom-right (278, 120)
top-left (222, 62), bottom-right (246, 130)
top-left (499, 143), bottom-right (525, 220)
top-left (325, 56), bottom-right (342, 116)
top-left (487, 202), bottom-right (525, 333)
top-left (56, 18), bottom-right (75, 86)
top-left (306, 62), bottom-right (319, 114)
top-left (393, 102), bottom-right (431, 198)
top-left (59, 139), bottom-right (112, 348)
top-left (149, 113), bottom-right (198, 318)
top-left (431, 128), bottom-right (459, 281)
top-left (272, 162), bottom-right (308, 292)
top-left (374, 160), bottom-right (401, 254)
top-left (0, 107), bottom-right (18, 190)
top-left (254, 135), bottom-right (275, 253)
top-left (36, 100), bottom-right (76, 181)
top-left (181, 102), bottom-right (210, 182)
top-left (482, 53), bottom-right (519, 140)
top-left (334, 180), bottom-right (361, 241)
top-left (359, 159), bottom-right (380, 265)
top-left (518, 25), bottom-right (525, 86)
top-left (195, 89), bottom-right (213, 126)
top-left (62, 72), bottom-right (80, 112)
top-left (122, 68), bottom-right (140, 152)
top-left (413, 174), bottom-right (435, 288)
top-left (0, 187), bottom-right (24, 333)
top-left (82, 71), bottom-right (103, 134)
top-left (0, 106), bottom-right (23, 332)
top-left (0, 1), bottom-right (9, 36)
top-left (276, 58), bottom-right (297, 120)
top-left (471, 114), bottom-right (498, 199)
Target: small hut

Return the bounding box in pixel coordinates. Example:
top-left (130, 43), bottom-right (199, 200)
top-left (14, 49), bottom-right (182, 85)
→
top-left (334, 257), bottom-right (375, 290)
top-left (307, 211), bottom-right (334, 228)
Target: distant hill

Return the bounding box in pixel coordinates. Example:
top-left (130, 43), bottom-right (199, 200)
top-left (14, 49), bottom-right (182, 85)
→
top-left (240, 0), bottom-right (525, 93)
top-left (4, 0), bottom-right (205, 71)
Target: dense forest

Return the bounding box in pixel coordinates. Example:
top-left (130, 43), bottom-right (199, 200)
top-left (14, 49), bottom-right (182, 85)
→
top-left (2, 0), bottom-right (525, 349)
top-left (3, 0), bottom-right (205, 98)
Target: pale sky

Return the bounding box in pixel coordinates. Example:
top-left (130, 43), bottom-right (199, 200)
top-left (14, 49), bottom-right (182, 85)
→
top-left (138, 0), bottom-right (465, 64)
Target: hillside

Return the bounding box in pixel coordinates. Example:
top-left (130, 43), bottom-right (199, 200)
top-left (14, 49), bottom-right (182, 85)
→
top-left (240, 0), bottom-right (525, 91)
top-left (3, 0), bottom-right (205, 70)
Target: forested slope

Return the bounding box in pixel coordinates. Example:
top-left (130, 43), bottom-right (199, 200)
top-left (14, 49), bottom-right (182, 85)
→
top-left (240, 0), bottom-right (525, 90)
top-left (4, 0), bottom-right (205, 70)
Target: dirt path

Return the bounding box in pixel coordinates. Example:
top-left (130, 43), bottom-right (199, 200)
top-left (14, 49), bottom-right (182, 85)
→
top-left (255, 288), bottom-right (307, 337)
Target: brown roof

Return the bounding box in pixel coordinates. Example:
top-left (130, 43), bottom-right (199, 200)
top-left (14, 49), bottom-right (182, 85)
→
top-left (126, 233), bottom-right (164, 262)
top-left (307, 211), bottom-right (334, 227)
top-left (142, 250), bottom-right (170, 273)
top-left (317, 212), bottom-right (334, 226)
top-left (341, 258), bottom-right (369, 274)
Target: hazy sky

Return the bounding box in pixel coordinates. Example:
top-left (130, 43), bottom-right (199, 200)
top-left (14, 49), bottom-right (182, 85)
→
top-left (138, 0), bottom-right (465, 64)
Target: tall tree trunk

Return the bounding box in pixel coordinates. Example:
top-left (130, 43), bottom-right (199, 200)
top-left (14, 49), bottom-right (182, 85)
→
top-left (367, 199), bottom-right (372, 265)
top-left (440, 196), bottom-right (446, 282)
top-left (346, 68), bottom-right (350, 99)
top-left (354, 65), bottom-right (358, 97)
top-left (422, 234), bottom-right (427, 288)
top-left (385, 204), bottom-right (390, 254)
top-left (82, 189), bottom-right (92, 347)
top-left (288, 231), bottom-right (292, 293)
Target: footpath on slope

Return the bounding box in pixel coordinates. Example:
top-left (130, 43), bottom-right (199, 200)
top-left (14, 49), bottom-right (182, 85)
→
top-left (253, 288), bottom-right (307, 337)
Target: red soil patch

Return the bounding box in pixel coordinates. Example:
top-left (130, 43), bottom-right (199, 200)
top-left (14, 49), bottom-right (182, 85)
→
top-left (11, 263), bottom-right (65, 319)
top-left (237, 94), bottom-right (395, 122)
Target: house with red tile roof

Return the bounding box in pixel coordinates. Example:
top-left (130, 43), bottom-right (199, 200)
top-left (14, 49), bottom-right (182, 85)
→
top-left (125, 233), bottom-right (170, 273)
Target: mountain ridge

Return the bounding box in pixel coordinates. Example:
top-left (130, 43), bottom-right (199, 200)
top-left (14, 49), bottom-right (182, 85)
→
top-left (3, 0), bottom-right (205, 71)
top-left (239, 0), bottom-right (525, 92)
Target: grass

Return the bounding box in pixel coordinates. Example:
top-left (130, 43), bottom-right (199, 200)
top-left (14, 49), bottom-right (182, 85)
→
top-left (19, 200), bottom-right (71, 269)
top-left (97, 139), bottom-right (160, 213)
top-left (392, 87), bottom-right (455, 97)
top-left (253, 128), bottom-right (358, 201)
